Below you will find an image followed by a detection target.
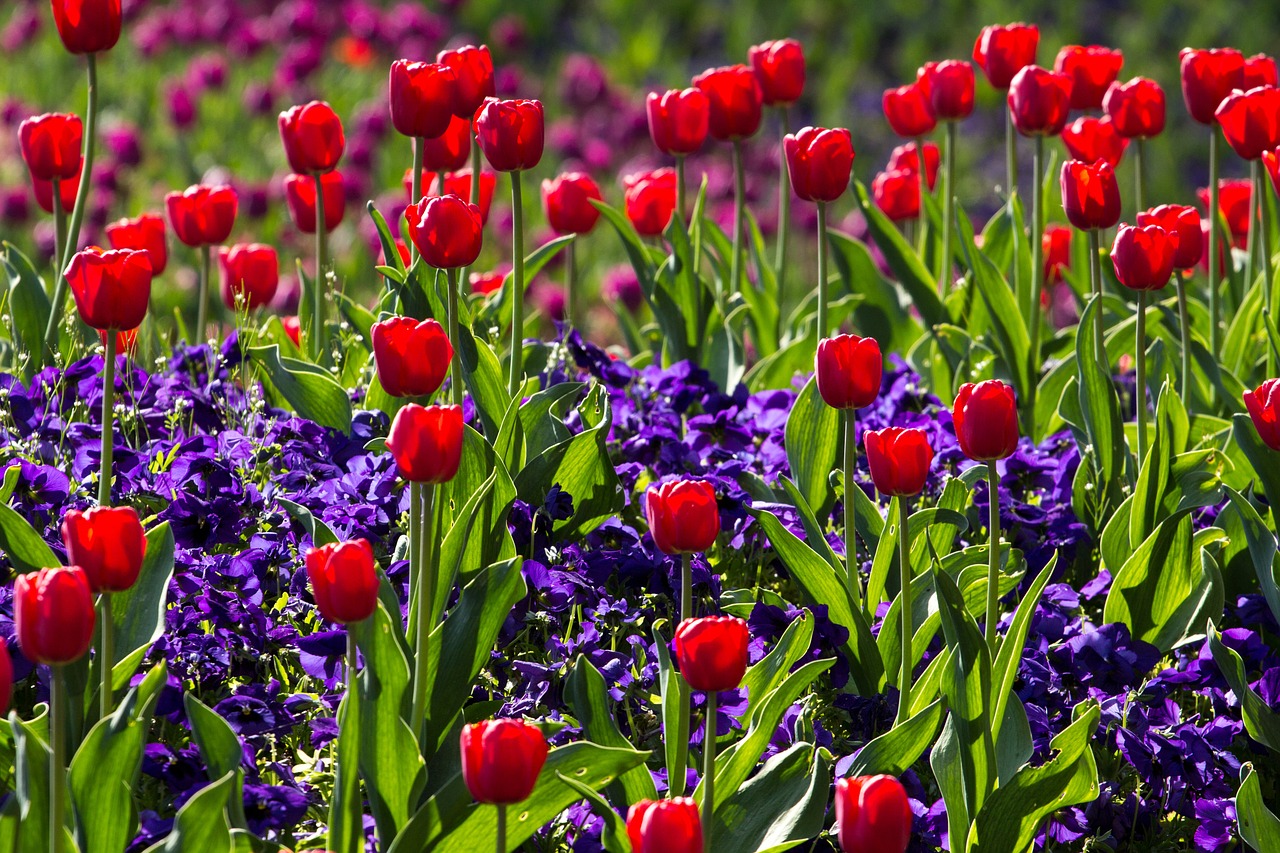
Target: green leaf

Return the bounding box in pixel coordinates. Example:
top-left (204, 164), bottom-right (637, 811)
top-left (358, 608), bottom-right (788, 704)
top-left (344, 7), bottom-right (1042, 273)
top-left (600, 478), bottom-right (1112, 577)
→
top-left (153, 771), bottom-right (237, 853)
top-left (552, 771), bottom-right (632, 853)
top-left (851, 181), bottom-right (947, 330)
top-left (845, 697), bottom-right (945, 778)
top-left (110, 522), bottom-right (175, 667)
top-left (1071, 299), bottom-right (1129, 529)
top-left (328, 677), bottom-right (363, 853)
top-left (246, 344), bottom-right (352, 433)
top-left (714, 742), bottom-right (831, 853)
top-left (3, 243), bottom-right (51, 375)
top-left (0, 502), bottom-right (58, 575)
top-left (436, 426), bottom-right (518, 588)
top-left (654, 626), bottom-right (689, 798)
top-left (1208, 624), bottom-right (1280, 752)
top-left (183, 694), bottom-right (247, 829)
top-left (1223, 488), bottom-right (1280, 627)
top-left (12, 710), bottom-right (67, 853)
top-left (276, 497), bottom-right (340, 549)
top-left (784, 377), bottom-right (840, 518)
top-left (564, 657), bottom-right (657, 807)
top-left (456, 326), bottom-right (510, 439)
top-left (1237, 762), bottom-right (1280, 852)
top-left (958, 213), bottom-right (1032, 397)
top-left (740, 610), bottom-right (814, 726)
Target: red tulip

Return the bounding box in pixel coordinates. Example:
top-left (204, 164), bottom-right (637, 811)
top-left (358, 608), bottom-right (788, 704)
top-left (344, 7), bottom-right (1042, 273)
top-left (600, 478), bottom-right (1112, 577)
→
top-left (0, 638), bottom-right (10, 718)
top-left (626, 798), bottom-right (703, 853)
top-left (1111, 223), bottom-right (1178, 291)
top-left (887, 142), bottom-right (940, 190)
top-left (918, 60), bottom-right (975, 120)
top-left (692, 65), bottom-right (763, 141)
top-left (973, 23), bottom-right (1039, 90)
top-left (389, 59), bottom-right (457, 140)
top-left (282, 316), bottom-right (301, 347)
top-left (1043, 224), bottom-right (1072, 284)
top-left (784, 126), bottom-right (854, 203)
top-left (283, 172), bottom-right (345, 235)
top-left (1061, 116), bottom-right (1128, 169)
top-left (306, 539), bottom-right (379, 624)
top-left (1103, 77), bottom-right (1166, 139)
top-left (14, 566), bottom-right (95, 665)
top-left (382, 240), bottom-right (411, 268)
top-left (64, 247), bottom-right (152, 331)
top-left (475, 98), bottom-right (544, 172)
top-left (1179, 48), bottom-right (1245, 125)
top-left (748, 39), bottom-right (805, 106)
top-left (645, 479), bottom-right (719, 554)
top-left (372, 317), bottom-right (452, 399)
top-left (18, 113), bottom-right (82, 182)
top-left (1215, 86), bottom-right (1280, 161)
top-left (623, 168), bottom-right (678, 237)
top-left (1243, 54), bottom-right (1279, 89)
top-left (165, 184), bottom-right (238, 247)
top-left (386, 403), bottom-right (464, 484)
top-left (106, 213), bottom-right (167, 276)
top-left (953, 381), bottom-right (1019, 461)
top-left (872, 170), bottom-right (920, 222)
top-left (835, 775), bottom-right (912, 853)
top-left (1137, 204), bottom-right (1203, 271)
top-left (675, 616), bottom-right (749, 693)
top-left (815, 334), bottom-right (882, 410)
top-left (1198, 179), bottom-right (1253, 247)
top-left (421, 114), bottom-right (473, 173)
top-left (414, 169), bottom-right (498, 224)
top-left (279, 101), bottom-right (345, 174)
top-left (646, 88), bottom-right (710, 155)
top-left (437, 44), bottom-right (495, 119)
top-left (61, 506), bottom-right (146, 594)
top-left (864, 427), bottom-right (933, 497)
top-left (1060, 159), bottom-right (1121, 231)
top-left (219, 243), bottom-right (278, 311)
top-left (542, 172), bottom-right (603, 235)
top-left (882, 82), bottom-right (936, 138)
top-left (99, 328), bottom-right (138, 358)
top-left (460, 718), bottom-right (548, 805)
top-left (1007, 65), bottom-right (1072, 137)
top-left (404, 194), bottom-right (483, 269)
top-left (1245, 380), bottom-right (1280, 450)
top-left (51, 0), bottom-right (121, 54)
top-left (1054, 45), bottom-right (1124, 111)
top-left (33, 169), bottom-right (79, 214)
top-left (471, 271), bottom-right (505, 296)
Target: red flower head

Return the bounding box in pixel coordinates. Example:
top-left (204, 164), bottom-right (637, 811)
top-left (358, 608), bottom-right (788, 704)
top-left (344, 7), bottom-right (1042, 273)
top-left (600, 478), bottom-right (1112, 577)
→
top-left (623, 168), bottom-right (678, 237)
top-left (106, 213), bottom-right (167, 275)
top-left (645, 479), bottom-right (719, 554)
top-left (882, 82), bottom-right (937, 138)
top-left (471, 270), bottom-right (505, 296)
top-left (165, 184), bottom-right (238, 247)
top-left (864, 427), bottom-right (934, 497)
top-left (1215, 86), bottom-right (1280, 161)
top-left (973, 23), bottom-right (1039, 90)
top-left (15, 566), bottom-right (95, 665)
top-left (748, 39), bottom-right (805, 106)
top-left (675, 616), bottom-right (750, 693)
top-left (1179, 48), bottom-right (1245, 125)
top-left (646, 88), bottom-right (710, 155)
top-left (371, 316), bottom-right (453, 399)
top-left (887, 142), bottom-right (940, 190)
top-left (1245, 379), bottom-right (1280, 451)
top-left (386, 403), bottom-right (464, 484)
top-left (815, 334), bottom-right (882, 410)
top-left (283, 172), bottom-right (345, 235)
top-left (784, 126), bottom-right (854, 203)
top-left (51, 0), bottom-right (121, 55)
top-left (389, 59), bottom-right (457, 140)
top-left (64, 246), bottom-right (152, 331)
top-left (1060, 159), bottom-right (1121, 231)
top-left (437, 44), bottom-right (495, 118)
top-left (542, 172), bottom-right (603, 235)
top-left (918, 60), bottom-right (975, 120)
top-left (417, 169), bottom-right (498, 224)
top-left (1061, 115), bottom-right (1128, 169)
top-left (18, 113), bottom-right (82, 183)
top-left (953, 380), bottom-right (1019, 461)
top-left (306, 539), bottom-right (378, 624)
top-left (218, 243), bottom-right (278, 311)
top-left (420, 114), bottom-right (473, 173)
top-left (626, 798), bottom-right (703, 853)
top-left (1007, 65), bottom-right (1073, 137)
top-left (33, 169), bottom-right (79, 214)
top-left (693, 65), bottom-right (764, 141)
top-left (1054, 45), bottom-right (1124, 111)
top-left (1103, 77), bottom-right (1166, 139)
top-left (460, 718), bottom-right (548, 805)
top-left (1111, 223), bottom-right (1179, 291)
top-left (872, 170), bottom-right (920, 222)
top-left (1043, 224), bottom-right (1072, 284)
top-left (1136, 204), bottom-right (1203, 271)
top-left (1243, 54), bottom-right (1279, 89)
top-left (61, 506), bottom-right (146, 594)
top-left (1198, 179), bottom-right (1253, 247)
top-left (405, 194), bottom-right (484, 269)
top-left (475, 98), bottom-right (544, 172)
top-left (278, 101), bottom-right (345, 174)
top-left (282, 316), bottom-right (301, 347)
top-left (835, 775), bottom-right (912, 853)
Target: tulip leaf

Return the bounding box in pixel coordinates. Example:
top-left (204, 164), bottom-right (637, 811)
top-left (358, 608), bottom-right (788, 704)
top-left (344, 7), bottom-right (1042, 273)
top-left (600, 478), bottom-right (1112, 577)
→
top-left (957, 210), bottom-right (1032, 399)
top-left (184, 693), bottom-right (248, 830)
top-left (1233, 412), bottom-right (1280, 513)
top-left (844, 697), bottom-right (945, 778)
top-left (654, 624), bottom-right (689, 797)
top-left (552, 771), bottom-right (632, 853)
top-left (851, 181), bottom-right (947, 331)
top-left (437, 426), bottom-right (518, 588)
top-left (565, 656), bottom-right (658, 807)
top-left (109, 521), bottom-right (175, 668)
top-left (826, 230), bottom-right (922, 358)
top-left (145, 771), bottom-right (237, 853)
top-left (1237, 762), bottom-right (1280, 852)
top-left (12, 711), bottom-right (75, 853)
top-left (0, 501), bottom-right (58, 576)
top-left (1223, 488), bottom-right (1280, 627)
top-left (246, 344), bottom-right (352, 434)
top-left (484, 234), bottom-right (575, 324)
top-left (3, 242), bottom-right (51, 376)
top-left (714, 742), bottom-right (831, 853)
top-left (1207, 624), bottom-right (1280, 753)
top-left (277, 496), bottom-right (340, 549)
top-left (740, 609), bottom-right (814, 726)
top-left (328, 679), bottom-right (363, 853)
top-left (784, 377), bottom-right (840, 519)
top-left (455, 325), bottom-right (509, 439)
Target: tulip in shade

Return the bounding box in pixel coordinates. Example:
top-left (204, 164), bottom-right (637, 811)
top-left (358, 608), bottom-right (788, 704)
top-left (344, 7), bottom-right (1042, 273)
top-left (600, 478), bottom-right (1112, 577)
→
top-left (1198, 179), bottom-right (1252, 247)
top-left (61, 507), bottom-right (146, 594)
top-left (675, 616), bottom-right (749, 693)
top-left (165, 184), bottom-right (238, 247)
top-left (1103, 77), bottom-right (1166, 139)
top-left (106, 214), bottom-right (167, 275)
top-left (646, 88), bottom-right (710, 156)
top-left (474, 98), bottom-right (545, 172)
top-left (284, 172), bottom-right (345, 234)
top-left (1179, 48), bottom-right (1245, 125)
top-left (51, 0), bottom-right (121, 55)
top-left (33, 171), bottom-right (80, 214)
top-left (420, 114), bottom-right (473, 173)
top-left (1054, 45), bottom-right (1124, 111)
top-left (437, 44), bottom-right (495, 118)
top-left (1060, 160), bottom-right (1121, 232)
top-left (693, 66), bottom-right (763, 141)
top-left (1137, 205), bottom-right (1202, 272)
top-left (404, 195), bottom-right (484, 269)
top-left (371, 317), bottom-right (452, 399)
top-left (1243, 54), bottom-right (1279, 89)
top-left (64, 247), bottom-right (152, 331)
top-left (460, 718), bottom-right (548, 804)
top-left (14, 566), bottom-right (96, 665)
top-left (886, 143), bottom-right (940, 190)
top-left (541, 172), bottom-right (602, 235)
top-left (219, 243), bottom-right (279, 311)
top-left (645, 480), bottom-right (719, 555)
top-left (279, 101), bottom-right (345, 174)
top-left (864, 427), bottom-right (934, 498)
top-left (882, 82), bottom-right (936, 138)
top-left (386, 404), bottom-right (464, 484)
top-left (388, 59), bottom-right (457, 140)
top-left (1215, 87), bottom-right (1280, 161)
top-left (1111, 224), bottom-right (1179, 291)
top-left (1007, 66), bottom-right (1073, 136)
top-left (1245, 380), bottom-right (1280, 451)
top-left (18, 113), bottom-right (82, 182)
top-left (815, 335), bottom-right (882, 410)
top-left (471, 271), bottom-right (505, 296)
top-left (626, 798), bottom-right (703, 853)
top-left (973, 23), bottom-right (1039, 90)
top-left (953, 381), bottom-right (1019, 461)
top-left (872, 170), bottom-right (921, 222)
top-left (918, 60), bottom-right (975, 120)
top-left (749, 39), bottom-right (805, 106)
top-left (306, 539), bottom-right (379, 624)
top-left (1044, 224), bottom-right (1072, 284)
top-left (623, 168), bottom-right (678, 237)
top-left (835, 775), bottom-right (912, 853)
top-left (784, 127), bottom-right (854, 203)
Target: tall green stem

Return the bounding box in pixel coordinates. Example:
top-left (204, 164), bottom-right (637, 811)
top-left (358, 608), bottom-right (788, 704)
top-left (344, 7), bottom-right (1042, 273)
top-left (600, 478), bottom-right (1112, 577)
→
top-left (702, 690), bottom-right (717, 852)
top-left (775, 107), bottom-right (791, 292)
top-left (1258, 162), bottom-right (1274, 373)
top-left (496, 803), bottom-right (507, 853)
top-left (447, 268), bottom-right (463, 406)
top-left (1133, 138), bottom-right (1146, 213)
top-left (1176, 275), bottom-right (1193, 400)
top-left (564, 238), bottom-right (576, 330)
top-left (1006, 108), bottom-right (1023, 320)
top-left (50, 664), bottom-right (67, 853)
top-left (681, 552), bottom-right (693, 622)
top-left (51, 178), bottom-right (65, 286)
top-left (314, 172), bottom-right (328, 362)
top-left (409, 137), bottom-right (424, 266)
top-left (843, 408), bottom-right (860, 607)
top-left (410, 483), bottom-right (435, 737)
top-left (45, 53), bottom-right (98, 359)
top-left (1026, 136), bottom-right (1045, 425)
top-left (675, 155), bottom-right (687, 226)
top-left (940, 121), bottom-right (957, 293)
top-left (895, 497), bottom-right (913, 725)
top-left (1005, 105), bottom-right (1018, 203)
top-left (729, 141), bottom-right (746, 308)
top-left (1136, 291), bottom-right (1148, 468)
top-left (914, 136), bottom-right (929, 257)
top-left (99, 593), bottom-right (114, 719)
top-left (508, 171), bottom-right (526, 396)
top-left (407, 482), bottom-right (421, 643)
top-left (99, 331), bottom-right (116, 506)
top-left (1246, 161), bottom-right (1259, 296)
top-left (984, 463), bottom-right (1001, 648)
top-left (1089, 228), bottom-right (1105, 368)
top-left (1209, 130), bottom-right (1221, 360)
top-left (195, 245), bottom-right (210, 345)
top-left (816, 202), bottom-right (828, 337)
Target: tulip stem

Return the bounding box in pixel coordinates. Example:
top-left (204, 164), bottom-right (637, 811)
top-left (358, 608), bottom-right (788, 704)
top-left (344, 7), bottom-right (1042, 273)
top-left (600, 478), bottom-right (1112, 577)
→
top-left (1176, 275), bottom-right (1193, 402)
top-left (940, 120), bottom-right (957, 294)
top-left (675, 154), bottom-right (687, 227)
top-left (915, 136), bottom-right (929, 257)
top-left (408, 481), bottom-right (421, 644)
top-left (51, 178), bottom-right (65, 287)
top-left (729, 140), bottom-right (746, 309)
top-left (1247, 162), bottom-right (1259, 298)
top-left (984, 463), bottom-right (1001, 648)
top-left (313, 172), bottom-right (328, 363)
top-left (50, 663), bottom-right (67, 853)
top-left (195, 245), bottom-right (210, 345)
top-left (565, 238), bottom-right (576, 331)
top-left (99, 330), bottom-right (116, 507)
top-left (447, 267), bottom-right (463, 406)
top-left (410, 482), bottom-right (435, 739)
top-left (816, 202), bottom-right (828, 338)
top-left (681, 552), bottom-right (693, 622)
top-left (1133, 138), bottom-right (1146, 214)
top-left (496, 803), bottom-right (507, 853)
top-left (509, 170), bottom-right (526, 397)
top-left (1136, 290), bottom-right (1148, 468)
top-left (702, 689), bottom-right (717, 851)
top-left (844, 408), bottom-right (860, 608)
top-left (1089, 228), bottom-right (1106, 369)
top-left (1005, 108), bottom-right (1022, 318)
top-left (99, 592), bottom-right (114, 719)
top-left (1209, 129), bottom-right (1222, 362)
top-left (409, 137), bottom-right (424, 266)
top-left (775, 107), bottom-right (791, 296)
top-left (895, 497), bottom-right (912, 726)
top-left (44, 52), bottom-right (97, 361)
top-left (1026, 135), bottom-right (1045, 429)
top-left (1258, 162), bottom-right (1275, 376)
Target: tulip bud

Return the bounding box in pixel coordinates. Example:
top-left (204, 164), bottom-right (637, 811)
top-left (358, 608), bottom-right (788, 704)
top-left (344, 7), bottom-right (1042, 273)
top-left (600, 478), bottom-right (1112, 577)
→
top-left (887, 143), bottom-right (940, 190)
top-left (372, 317), bottom-right (452, 399)
top-left (106, 214), bottom-right (168, 276)
top-left (283, 316), bottom-right (301, 348)
top-left (386, 403), bottom-right (464, 484)
top-left (645, 479), bottom-right (719, 554)
top-left (1061, 116), bottom-right (1128, 169)
top-left (1054, 45), bottom-right (1124, 111)
top-left (748, 39), bottom-right (805, 106)
top-left (219, 243), bottom-right (279, 311)
top-left (623, 168), bottom-right (678, 237)
top-left (51, 0), bottom-right (121, 55)
top-left (283, 172), bottom-right (345, 235)
top-left (64, 247), bottom-right (153, 332)
top-left (1179, 48), bottom-right (1245, 125)
top-left (1136, 204), bottom-right (1202, 271)
top-left (389, 59), bottom-right (457, 140)
top-left (279, 101), bottom-right (345, 174)
top-left (918, 60), bottom-right (975, 121)
top-left (541, 172), bottom-right (603, 236)
top-left (646, 88), bottom-right (710, 156)
top-left (1060, 159), bottom-right (1121, 232)
top-left (882, 82), bottom-right (936, 138)
top-left (1111, 223), bottom-right (1179, 291)
top-left (405, 194), bottom-right (484, 269)
top-left (1007, 65), bottom-right (1072, 137)
top-left (437, 45), bottom-right (496, 119)
top-left (872, 170), bottom-right (920, 222)
top-left (815, 334), bottom-right (882, 410)
top-left (835, 775), bottom-right (912, 853)
top-left (1245, 380), bottom-right (1280, 451)
top-left (306, 539), bottom-right (379, 624)
top-left (952, 381), bottom-right (1019, 461)
top-left (61, 506), bottom-right (147, 594)
top-left (973, 23), bottom-right (1039, 90)
top-left (675, 616), bottom-right (749, 693)
top-left (693, 65), bottom-right (763, 141)
top-left (475, 98), bottom-right (545, 172)
top-left (1044, 225), bottom-right (1072, 284)
top-left (1103, 77), bottom-right (1166, 139)
top-left (18, 113), bottom-right (82, 183)
top-left (165, 184), bottom-right (238, 247)
top-left (15, 566), bottom-right (96, 665)
top-left (627, 798), bottom-right (703, 853)
top-left (784, 127), bottom-right (855, 203)
top-left (460, 718), bottom-right (548, 805)
top-left (864, 427), bottom-right (934, 497)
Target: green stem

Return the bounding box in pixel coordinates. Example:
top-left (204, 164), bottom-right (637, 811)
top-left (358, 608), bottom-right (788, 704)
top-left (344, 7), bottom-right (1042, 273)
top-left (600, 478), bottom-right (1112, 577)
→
top-left (1136, 290), bottom-right (1148, 468)
top-left (50, 664), bottom-right (67, 853)
top-left (676, 155), bottom-right (687, 227)
top-left (1006, 108), bottom-right (1023, 317)
top-left (984, 463), bottom-right (1001, 648)
top-left (314, 172), bottom-right (328, 363)
top-left (565, 238), bottom-right (576, 331)
top-left (915, 136), bottom-right (929, 256)
top-left (1209, 130), bottom-right (1221, 360)
top-left (51, 178), bottom-right (65, 285)
top-left (99, 330), bottom-right (116, 506)
top-left (457, 134), bottom-right (482, 291)
top-left (1176, 275), bottom-right (1192, 400)
top-left (447, 267), bottom-right (463, 406)
top-left (409, 137), bottom-right (424, 266)
top-left (509, 170), bottom-right (525, 397)
top-left (99, 592), bottom-right (113, 719)
top-left (940, 121), bottom-right (957, 293)
top-left (1026, 135), bottom-right (1045, 427)
top-left (496, 802), bottom-right (507, 853)
top-left (775, 107), bottom-right (791, 291)
top-left (816, 202), bottom-right (828, 337)
top-left (407, 481), bottom-right (421, 645)
top-left (895, 497), bottom-right (912, 725)
top-left (195, 245), bottom-right (210, 345)
top-left (45, 52), bottom-right (97, 360)
top-left (410, 483), bottom-right (435, 737)
top-left (729, 140), bottom-right (746, 308)
top-left (681, 552), bottom-right (693, 622)
top-left (1089, 228), bottom-right (1105, 368)
top-left (1246, 160), bottom-right (1259, 296)
top-left (1134, 138), bottom-right (1146, 214)
top-left (702, 689), bottom-right (717, 852)
top-left (844, 408), bottom-right (860, 608)
top-left (436, 170), bottom-right (447, 196)
top-left (1258, 160), bottom-right (1275, 376)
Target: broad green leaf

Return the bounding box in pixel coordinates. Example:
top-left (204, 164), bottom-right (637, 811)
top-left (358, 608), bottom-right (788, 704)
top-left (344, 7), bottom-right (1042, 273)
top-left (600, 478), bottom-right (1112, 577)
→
top-left (152, 771), bottom-right (237, 853)
top-left (654, 625), bottom-right (689, 798)
top-left (1237, 763), bottom-right (1280, 852)
top-left (110, 522), bottom-right (175, 667)
top-left (1208, 625), bottom-right (1280, 753)
top-left (246, 344), bottom-right (352, 434)
top-left (552, 771), bottom-right (631, 853)
top-left (436, 426), bottom-right (518, 588)
top-left (784, 377), bottom-right (840, 518)
top-left (0, 502), bottom-right (58, 575)
top-left (184, 694), bottom-right (247, 829)
top-left (277, 497), bottom-right (340, 549)
top-left (740, 610), bottom-right (814, 725)
top-left (714, 743), bottom-right (831, 853)
top-left (3, 243), bottom-right (50, 375)
top-left (456, 325), bottom-right (509, 439)
top-left (328, 676), bottom-right (362, 853)
top-left (844, 697), bottom-right (945, 778)
top-left (1223, 488), bottom-right (1280, 627)
top-left (851, 181), bottom-right (947, 330)
top-left (564, 657), bottom-right (657, 807)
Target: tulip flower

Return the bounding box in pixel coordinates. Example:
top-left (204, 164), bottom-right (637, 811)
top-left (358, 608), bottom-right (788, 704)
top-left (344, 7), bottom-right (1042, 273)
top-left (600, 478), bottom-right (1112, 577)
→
top-left (51, 0), bottom-right (121, 55)
top-left (420, 114), bottom-right (473, 175)
top-left (18, 113), bottom-right (82, 183)
top-left (1139, 204), bottom-right (1203, 396)
top-left (219, 243), bottom-right (279, 312)
top-left (646, 88), bottom-right (709, 219)
top-left (974, 22), bottom-right (1039, 200)
top-left (627, 798), bottom-right (703, 853)
top-left (1044, 224), bottom-right (1072, 285)
top-left (1054, 45), bottom-right (1123, 110)
top-left (623, 168), bottom-right (678, 237)
top-left (415, 169), bottom-right (498, 224)
top-left (1060, 158), bottom-right (1120, 363)
top-left (785, 127), bottom-right (854, 333)
top-left (283, 172), bottom-right (345, 235)
top-left (0, 637), bottom-right (10, 719)
top-left (405, 194), bottom-right (484, 270)
top-left (646, 476), bottom-right (719, 649)
top-left (282, 316), bottom-right (301, 348)
top-left (33, 170), bottom-right (79, 216)
top-left (1198, 179), bottom-right (1252, 248)
top-left (1104, 76), bottom-right (1165, 214)
top-left (886, 143), bottom-right (940, 191)
top-left (750, 39), bottom-right (806, 294)
top-left (1243, 54), bottom-right (1279, 89)
top-left (389, 59), bottom-right (457, 140)
top-left (166, 183), bottom-right (238, 341)
top-left (1245, 380), bottom-right (1280, 451)
top-left (306, 539), bottom-right (379, 625)
top-left (872, 169), bottom-right (921, 223)
top-left (835, 775), bottom-right (912, 853)
top-left (542, 172), bottom-right (602, 328)
top-left (460, 717), bottom-right (548, 851)
top-left (61, 506), bottom-right (146, 594)
top-left (106, 213), bottom-right (167, 275)
top-left (437, 45), bottom-right (496, 119)
top-left (1061, 116), bottom-right (1128, 169)
top-left (882, 82), bottom-right (936, 139)
top-left (471, 271), bottom-right (505, 296)
top-left (917, 61), bottom-right (973, 287)
top-left (278, 101), bottom-right (345, 175)
top-left (371, 317), bottom-right (453, 400)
